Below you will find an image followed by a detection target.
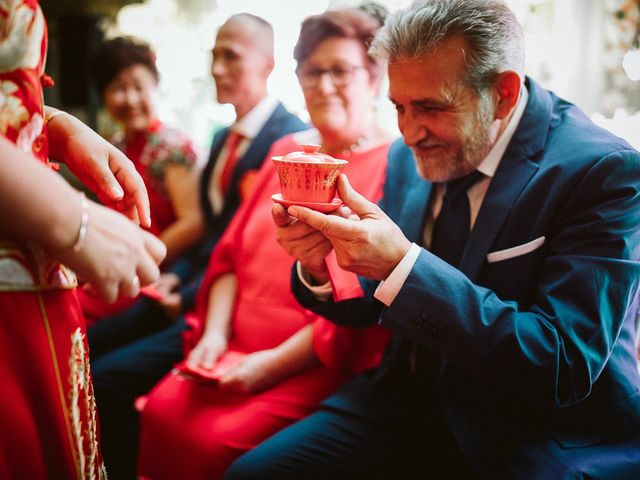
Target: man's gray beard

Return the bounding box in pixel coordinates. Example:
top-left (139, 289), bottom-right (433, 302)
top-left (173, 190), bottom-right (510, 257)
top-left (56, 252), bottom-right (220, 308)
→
top-left (414, 91), bottom-right (496, 182)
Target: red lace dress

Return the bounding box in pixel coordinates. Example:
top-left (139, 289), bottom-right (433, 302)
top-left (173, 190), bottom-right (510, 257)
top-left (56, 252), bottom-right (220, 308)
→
top-left (111, 118), bottom-right (198, 237)
top-left (136, 131), bottom-right (391, 479)
top-left (0, 2), bottom-right (105, 478)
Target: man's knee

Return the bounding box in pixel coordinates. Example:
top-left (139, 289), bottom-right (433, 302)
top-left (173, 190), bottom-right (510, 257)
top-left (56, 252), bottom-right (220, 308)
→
top-left (224, 453), bottom-right (266, 480)
top-left (225, 456), bottom-right (300, 480)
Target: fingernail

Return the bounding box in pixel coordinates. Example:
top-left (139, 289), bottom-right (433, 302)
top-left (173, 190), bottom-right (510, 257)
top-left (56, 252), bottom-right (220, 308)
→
top-left (110, 185), bottom-right (124, 198)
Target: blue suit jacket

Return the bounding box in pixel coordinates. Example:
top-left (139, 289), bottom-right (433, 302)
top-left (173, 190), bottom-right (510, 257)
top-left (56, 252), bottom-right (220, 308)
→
top-left (172, 102), bottom-right (307, 310)
top-left (293, 79), bottom-right (640, 479)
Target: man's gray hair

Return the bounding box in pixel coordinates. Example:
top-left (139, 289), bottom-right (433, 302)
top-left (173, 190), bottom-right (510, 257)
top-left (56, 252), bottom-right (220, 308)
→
top-left (369, 0), bottom-right (524, 91)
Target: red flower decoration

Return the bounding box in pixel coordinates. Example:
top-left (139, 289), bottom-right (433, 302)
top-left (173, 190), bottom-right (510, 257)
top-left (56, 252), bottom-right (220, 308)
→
top-left (40, 74), bottom-right (55, 88)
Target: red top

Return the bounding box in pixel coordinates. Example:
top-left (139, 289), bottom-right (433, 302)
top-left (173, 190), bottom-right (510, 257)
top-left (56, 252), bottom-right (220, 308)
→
top-left (136, 131), bottom-right (392, 479)
top-left (0, 3), bottom-right (105, 479)
top-left (0, 0), bottom-right (76, 290)
top-left (186, 131), bottom-right (390, 373)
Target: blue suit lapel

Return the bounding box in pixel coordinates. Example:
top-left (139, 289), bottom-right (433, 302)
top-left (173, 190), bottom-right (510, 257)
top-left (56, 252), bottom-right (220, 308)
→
top-left (203, 128), bottom-right (229, 185)
top-left (400, 180), bottom-right (433, 244)
top-left (460, 158), bottom-right (538, 280)
top-left (378, 140), bottom-right (433, 244)
top-left (460, 78), bottom-right (553, 281)
top-left (235, 103), bottom-right (288, 173)
top-left (210, 128), bottom-right (229, 167)
top-left (199, 128), bottom-right (229, 223)
top-left (385, 146), bottom-right (433, 243)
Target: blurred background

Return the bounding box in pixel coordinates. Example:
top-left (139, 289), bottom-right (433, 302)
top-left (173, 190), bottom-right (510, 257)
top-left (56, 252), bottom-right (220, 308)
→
top-left (41, 0), bottom-right (640, 160)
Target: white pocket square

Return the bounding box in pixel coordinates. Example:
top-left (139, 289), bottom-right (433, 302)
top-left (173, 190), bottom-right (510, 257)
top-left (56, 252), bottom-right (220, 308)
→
top-left (486, 236), bottom-right (546, 263)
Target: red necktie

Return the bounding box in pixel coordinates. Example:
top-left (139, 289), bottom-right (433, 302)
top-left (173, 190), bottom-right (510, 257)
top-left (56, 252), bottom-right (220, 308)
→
top-left (220, 131), bottom-right (244, 195)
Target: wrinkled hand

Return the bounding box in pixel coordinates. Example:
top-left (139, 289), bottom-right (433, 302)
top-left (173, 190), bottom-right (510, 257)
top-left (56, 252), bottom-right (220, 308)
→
top-left (273, 203), bottom-right (337, 284)
top-left (48, 112), bottom-right (151, 227)
top-left (218, 349), bottom-right (281, 394)
top-left (186, 331), bottom-right (228, 371)
top-left (54, 200), bottom-right (165, 302)
top-left (287, 175), bottom-right (411, 280)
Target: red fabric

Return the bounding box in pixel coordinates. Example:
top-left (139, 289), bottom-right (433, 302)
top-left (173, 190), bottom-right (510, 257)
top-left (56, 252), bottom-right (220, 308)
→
top-left (0, 2), bottom-right (105, 477)
top-left (0, 291), bottom-right (103, 479)
top-left (174, 351), bottom-right (246, 381)
top-left (220, 131), bottom-right (244, 195)
top-left (0, 7), bottom-right (48, 163)
top-left (137, 133), bottom-right (391, 479)
top-left (326, 250), bottom-right (365, 300)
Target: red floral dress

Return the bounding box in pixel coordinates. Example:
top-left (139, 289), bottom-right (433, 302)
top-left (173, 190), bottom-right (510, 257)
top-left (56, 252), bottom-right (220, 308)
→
top-left (111, 118), bottom-right (197, 237)
top-left (0, 1), bottom-right (105, 478)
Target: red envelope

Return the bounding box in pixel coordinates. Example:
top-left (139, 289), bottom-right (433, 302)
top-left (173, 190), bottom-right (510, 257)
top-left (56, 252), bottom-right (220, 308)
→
top-left (140, 284), bottom-right (165, 302)
top-left (174, 351), bottom-right (245, 382)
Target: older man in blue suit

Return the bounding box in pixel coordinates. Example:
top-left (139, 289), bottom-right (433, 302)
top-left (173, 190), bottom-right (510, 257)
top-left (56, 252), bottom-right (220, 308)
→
top-left (227, 1), bottom-right (640, 479)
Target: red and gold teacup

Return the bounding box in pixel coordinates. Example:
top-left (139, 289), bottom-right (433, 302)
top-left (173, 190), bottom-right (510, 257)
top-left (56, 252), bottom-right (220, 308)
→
top-left (272, 144), bottom-right (348, 205)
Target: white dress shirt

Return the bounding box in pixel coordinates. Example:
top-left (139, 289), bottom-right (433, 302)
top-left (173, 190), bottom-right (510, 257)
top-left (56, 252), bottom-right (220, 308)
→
top-left (208, 94), bottom-right (280, 215)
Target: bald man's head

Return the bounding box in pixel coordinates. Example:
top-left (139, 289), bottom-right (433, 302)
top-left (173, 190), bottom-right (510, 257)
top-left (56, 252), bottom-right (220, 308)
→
top-left (222, 13), bottom-right (274, 59)
top-left (211, 13), bottom-right (275, 117)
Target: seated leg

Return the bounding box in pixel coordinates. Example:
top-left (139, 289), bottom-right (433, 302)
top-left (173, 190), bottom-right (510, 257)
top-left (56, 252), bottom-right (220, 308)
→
top-left (92, 318), bottom-right (186, 480)
top-left (88, 296), bottom-right (171, 359)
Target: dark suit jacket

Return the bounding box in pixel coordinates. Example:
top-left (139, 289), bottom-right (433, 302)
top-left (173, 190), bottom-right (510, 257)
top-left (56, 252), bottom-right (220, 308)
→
top-left (172, 102), bottom-right (307, 309)
top-left (293, 78), bottom-right (640, 479)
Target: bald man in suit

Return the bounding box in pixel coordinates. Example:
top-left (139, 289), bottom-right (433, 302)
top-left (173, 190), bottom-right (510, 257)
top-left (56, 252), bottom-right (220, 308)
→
top-left (89, 14), bottom-right (306, 479)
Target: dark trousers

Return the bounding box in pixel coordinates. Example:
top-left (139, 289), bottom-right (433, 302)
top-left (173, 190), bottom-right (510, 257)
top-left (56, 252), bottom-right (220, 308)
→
top-left (225, 372), bottom-right (481, 480)
top-left (89, 298), bottom-right (187, 479)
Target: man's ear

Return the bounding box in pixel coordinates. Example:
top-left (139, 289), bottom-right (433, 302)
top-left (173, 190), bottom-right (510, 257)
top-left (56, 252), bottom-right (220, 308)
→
top-left (264, 56), bottom-right (275, 78)
top-left (493, 70), bottom-right (522, 120)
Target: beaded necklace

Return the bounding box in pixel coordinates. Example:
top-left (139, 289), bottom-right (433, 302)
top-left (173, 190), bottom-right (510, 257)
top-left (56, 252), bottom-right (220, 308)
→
top-left (320, 134), bottom-right (369, 158)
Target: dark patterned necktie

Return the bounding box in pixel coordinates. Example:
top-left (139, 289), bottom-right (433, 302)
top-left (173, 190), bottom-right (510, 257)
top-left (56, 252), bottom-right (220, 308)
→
top-left (430, 170), bottom-right (484, 267)
top-left (377, 170), bottom-right (484, 390)
top-left (407, 170), bottom-right (484, 389)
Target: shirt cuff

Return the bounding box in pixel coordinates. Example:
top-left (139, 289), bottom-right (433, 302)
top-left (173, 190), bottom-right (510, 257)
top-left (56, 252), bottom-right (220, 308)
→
top-left (297, 261), bottom-right (332, 300)
top-left (374, 243), bottom-right (421, 306)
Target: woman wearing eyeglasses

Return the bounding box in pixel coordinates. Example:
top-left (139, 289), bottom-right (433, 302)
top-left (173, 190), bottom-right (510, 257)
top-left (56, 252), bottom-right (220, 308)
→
top-left (136, 7), bottom-right (394, 479)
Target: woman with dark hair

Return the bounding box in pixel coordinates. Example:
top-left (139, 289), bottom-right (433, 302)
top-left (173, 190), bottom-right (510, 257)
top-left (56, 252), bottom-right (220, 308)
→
top-left (135, 7), bottom-right (393, 479)
top-left (91, 37), bottom-right (202, 264)
top-left (79, 37), bottom-right (203, 322)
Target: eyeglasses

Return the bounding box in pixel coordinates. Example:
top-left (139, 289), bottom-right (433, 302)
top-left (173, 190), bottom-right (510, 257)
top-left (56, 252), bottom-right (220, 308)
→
top-left (297, 64), bottom-right (366, 89)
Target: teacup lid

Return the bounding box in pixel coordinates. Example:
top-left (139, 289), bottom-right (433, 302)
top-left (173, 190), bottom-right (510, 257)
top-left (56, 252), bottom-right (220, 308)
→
top-left (276, 144), bottom-right (341, 163)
